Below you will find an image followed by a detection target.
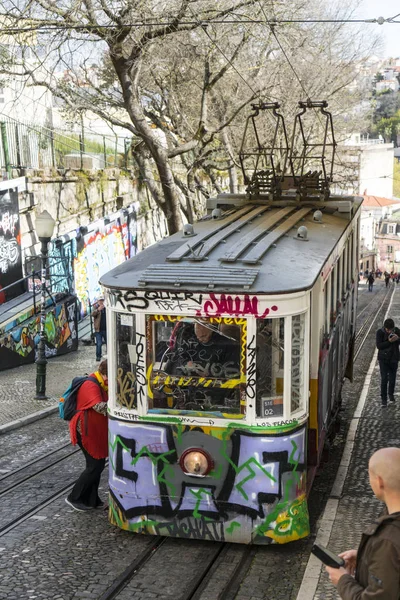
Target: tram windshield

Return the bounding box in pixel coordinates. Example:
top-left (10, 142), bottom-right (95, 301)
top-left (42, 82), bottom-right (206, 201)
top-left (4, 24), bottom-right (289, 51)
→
top-left (146, 316), bottom-right (246, 418)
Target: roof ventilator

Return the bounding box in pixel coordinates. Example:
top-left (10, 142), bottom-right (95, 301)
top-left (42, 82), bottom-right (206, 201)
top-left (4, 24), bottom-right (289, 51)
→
top-left (313, 210), bottom-right (323, 223)
top-left (183, 223), bottom-right (195, 237)
top-left (296, 225), bottom-right (309, 241)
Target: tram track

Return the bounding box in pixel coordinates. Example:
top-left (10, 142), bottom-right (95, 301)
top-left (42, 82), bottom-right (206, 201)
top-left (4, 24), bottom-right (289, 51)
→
top-left (354, 285), bottom-right (394, 360)
top-left (98, 537), bottom-right (257, 600)
top-left (0, 444), bottom-right (79, 497)
top-left (0, 449), bottom-right (108, 539)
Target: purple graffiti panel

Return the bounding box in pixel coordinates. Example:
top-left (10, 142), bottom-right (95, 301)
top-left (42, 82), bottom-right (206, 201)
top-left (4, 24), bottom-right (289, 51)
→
top-left (108, 419), bottom-right (309, 544)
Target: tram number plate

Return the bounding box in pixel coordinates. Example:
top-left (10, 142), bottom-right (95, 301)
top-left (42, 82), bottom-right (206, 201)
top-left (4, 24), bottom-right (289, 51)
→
top-left (262, 397), bottom-right (283, 417)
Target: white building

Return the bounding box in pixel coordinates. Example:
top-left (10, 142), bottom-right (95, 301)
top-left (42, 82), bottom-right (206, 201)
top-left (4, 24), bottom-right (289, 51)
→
top-left (337, 136), bottom-right (394, 199)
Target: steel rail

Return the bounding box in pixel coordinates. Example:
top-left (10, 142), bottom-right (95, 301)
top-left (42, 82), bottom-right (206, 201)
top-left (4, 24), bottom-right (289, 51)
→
top-left (354, 286), bottom-right (394, 361)
top-left (0, 481), bottom-right (75, 538)
top-left (0, 441), bottom-right (72, 481)
top-left (188, 544), bottom-right (257, 600)
top-left (357, 284), bottom-right (386, 320)
top-left (0, 458), bottom-right (108, 538)
top-left (0, 447), bottom-right (80, 497)
top-left (97, 537), bottom-right (167, 600)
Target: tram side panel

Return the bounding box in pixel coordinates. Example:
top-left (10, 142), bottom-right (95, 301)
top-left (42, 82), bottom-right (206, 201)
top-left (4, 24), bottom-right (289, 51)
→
top-left (313, 223), bottom-right (358, 464)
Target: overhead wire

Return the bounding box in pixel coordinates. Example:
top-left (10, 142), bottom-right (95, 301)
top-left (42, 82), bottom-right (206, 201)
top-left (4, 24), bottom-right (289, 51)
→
top-left (0, 13), bottom-right (400, 34)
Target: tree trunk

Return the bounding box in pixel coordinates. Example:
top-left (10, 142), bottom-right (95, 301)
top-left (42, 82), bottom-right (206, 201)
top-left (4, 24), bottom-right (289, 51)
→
top-left (112, 53), bottom-right (183, 234)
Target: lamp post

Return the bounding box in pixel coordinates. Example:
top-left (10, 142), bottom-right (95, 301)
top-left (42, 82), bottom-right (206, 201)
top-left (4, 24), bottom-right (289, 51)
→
top-left (35, 210), bottom-right (55, 399)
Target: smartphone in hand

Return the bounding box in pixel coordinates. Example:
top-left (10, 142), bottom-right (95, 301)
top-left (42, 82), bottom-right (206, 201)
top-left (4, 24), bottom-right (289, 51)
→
top-left (311, 543), bottom-right (345, 568)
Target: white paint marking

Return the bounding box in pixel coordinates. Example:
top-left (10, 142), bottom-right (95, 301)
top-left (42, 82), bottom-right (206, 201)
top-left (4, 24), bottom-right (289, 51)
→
top-left (296, 288), bottom-right (396, 600)
top-left (29, 515), bottom-right (47, 521)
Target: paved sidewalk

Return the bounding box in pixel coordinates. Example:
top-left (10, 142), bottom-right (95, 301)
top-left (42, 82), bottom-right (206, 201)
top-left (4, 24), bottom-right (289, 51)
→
top-left (298, 285), bottom-right (400, 599)
top-left (0, 342), bottom-right (99, 429)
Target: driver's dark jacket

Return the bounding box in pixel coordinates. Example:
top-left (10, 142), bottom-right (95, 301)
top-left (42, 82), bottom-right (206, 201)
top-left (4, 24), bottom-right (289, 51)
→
top-left (337, 512), bottom-right (400, 600)
top-left (164, 329), bottom-right (239, 379)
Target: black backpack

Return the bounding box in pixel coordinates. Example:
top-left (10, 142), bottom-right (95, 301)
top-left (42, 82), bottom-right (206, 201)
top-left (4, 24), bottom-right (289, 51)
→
top-left (59, 375), bottom-right (100, 421)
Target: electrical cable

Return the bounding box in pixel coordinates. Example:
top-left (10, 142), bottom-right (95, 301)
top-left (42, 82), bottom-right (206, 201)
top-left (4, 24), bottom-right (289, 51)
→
top-left (0, 16), bottom-right (400, 34)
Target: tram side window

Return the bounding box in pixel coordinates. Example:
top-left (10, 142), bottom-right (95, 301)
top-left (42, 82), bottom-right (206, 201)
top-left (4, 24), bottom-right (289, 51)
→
top-left (116, 313), bottom-right (137, 410)
top-left (291, 314), bottom-right (305, 414)
top-left (256, 318), bottom-right (284, 418)
top-left (146, 316), bottom-right (245, 417)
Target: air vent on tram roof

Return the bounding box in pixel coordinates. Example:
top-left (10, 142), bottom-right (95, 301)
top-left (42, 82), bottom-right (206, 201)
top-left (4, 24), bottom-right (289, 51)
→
top-left (137, 264), bottom-right (259, 290)
top-left (166, 205), bottom-right (267, 262)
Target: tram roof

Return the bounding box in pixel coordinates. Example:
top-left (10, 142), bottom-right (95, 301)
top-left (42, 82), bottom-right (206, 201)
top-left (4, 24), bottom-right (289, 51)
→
top-left (100, 195), bottom-right (362, 295)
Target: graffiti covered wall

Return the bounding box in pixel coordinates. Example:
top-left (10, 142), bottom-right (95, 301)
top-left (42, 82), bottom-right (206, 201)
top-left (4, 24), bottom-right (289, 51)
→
top-left (108, 419), bottom-right (309, 545)
top-left (0, 190), bottom-right (23, 300)
top-left (0, 296), bottom-right (78, 370)
top-left (74, 212), bottom-right (138, 316)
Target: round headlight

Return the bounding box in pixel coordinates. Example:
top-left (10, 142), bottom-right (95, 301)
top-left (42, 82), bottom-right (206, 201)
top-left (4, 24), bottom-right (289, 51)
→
top-left (179, 448), bottom-right (214, 476)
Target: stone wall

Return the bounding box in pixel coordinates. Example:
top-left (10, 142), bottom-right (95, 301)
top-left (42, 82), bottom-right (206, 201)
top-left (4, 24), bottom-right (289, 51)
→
top-left (15, 168), bottom-right (168, 264)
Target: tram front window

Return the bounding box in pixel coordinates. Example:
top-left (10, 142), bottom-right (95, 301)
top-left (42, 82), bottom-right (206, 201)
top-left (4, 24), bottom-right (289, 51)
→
top-left (147, 316), bottom-right (245, 416)
top-left (256, 317), bottom-right (285, 418)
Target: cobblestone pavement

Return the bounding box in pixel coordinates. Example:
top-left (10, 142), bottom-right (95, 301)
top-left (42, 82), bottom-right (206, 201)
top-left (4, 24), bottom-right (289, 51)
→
top-left (0, 343), bottom-right (99, 427)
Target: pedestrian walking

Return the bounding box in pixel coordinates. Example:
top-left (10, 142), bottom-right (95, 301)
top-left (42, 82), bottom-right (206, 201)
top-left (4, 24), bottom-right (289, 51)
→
top-left (65, 358), bottom-right (109, 512)
top-left (326, 447), bottom-right (400, 599)
top-left (367, 272), bottom-right (374, 292)
top-left (376, 318), bottom-right (400, 407)
top-left (385, 271), bottom-right (391, 288)
top-left (92, 297), bottom-right (107, 362)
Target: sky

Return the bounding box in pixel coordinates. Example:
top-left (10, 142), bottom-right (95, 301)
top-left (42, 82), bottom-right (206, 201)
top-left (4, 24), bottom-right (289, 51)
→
top-left (358, 0), bottom-right (400, 57)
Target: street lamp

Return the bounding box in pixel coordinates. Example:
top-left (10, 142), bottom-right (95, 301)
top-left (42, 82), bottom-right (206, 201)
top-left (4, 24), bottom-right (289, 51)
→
top-left (35, 210), bottom-right (56, 399)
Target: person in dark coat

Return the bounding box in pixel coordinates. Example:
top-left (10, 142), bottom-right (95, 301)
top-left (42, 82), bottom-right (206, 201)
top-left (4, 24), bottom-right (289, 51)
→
top-left (376, 318), bottom-right (400, 407)
top-left (367, 272), bottom-right (374, 292)
top-left (92, 297), bottom-right (107, 361)
top-left (326, 447), bottom-right (400, 599)
top-left (66, 358), bottom-right (108, 512)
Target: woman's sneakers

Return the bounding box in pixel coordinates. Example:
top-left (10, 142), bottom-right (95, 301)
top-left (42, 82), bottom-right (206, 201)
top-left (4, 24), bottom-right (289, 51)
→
top-left (389, 395), bottom-right (396, 403)
top-left (65, 497), bottom-right (92, 512)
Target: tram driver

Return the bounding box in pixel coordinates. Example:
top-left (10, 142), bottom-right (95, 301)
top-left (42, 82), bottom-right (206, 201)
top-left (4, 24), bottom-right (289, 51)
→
top-left (157, 319), bottom-right (241, 411)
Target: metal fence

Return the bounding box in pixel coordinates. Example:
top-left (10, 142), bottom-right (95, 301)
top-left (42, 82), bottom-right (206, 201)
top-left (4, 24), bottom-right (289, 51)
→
top-left (0, 116), bottom-right (134, 174)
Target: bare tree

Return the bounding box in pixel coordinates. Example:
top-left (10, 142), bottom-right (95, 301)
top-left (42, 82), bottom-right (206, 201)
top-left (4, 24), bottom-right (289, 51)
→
top-left (0, 0), bottom-right (379, 232)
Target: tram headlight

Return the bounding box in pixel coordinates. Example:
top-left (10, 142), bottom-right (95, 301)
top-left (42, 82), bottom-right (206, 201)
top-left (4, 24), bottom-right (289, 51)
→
top-left (179, 448), bottom-right (214, 476)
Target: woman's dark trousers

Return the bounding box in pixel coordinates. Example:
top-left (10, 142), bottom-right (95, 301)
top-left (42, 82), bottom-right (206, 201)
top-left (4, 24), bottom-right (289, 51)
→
top-left (69, 432), bottom-right (105, 507)
top-left (379, 360), bottom-right (398, 404)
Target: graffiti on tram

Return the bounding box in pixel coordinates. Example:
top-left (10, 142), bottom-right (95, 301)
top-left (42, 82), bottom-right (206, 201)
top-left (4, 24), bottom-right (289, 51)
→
top-left (108, 420), bottom-right (309, 544)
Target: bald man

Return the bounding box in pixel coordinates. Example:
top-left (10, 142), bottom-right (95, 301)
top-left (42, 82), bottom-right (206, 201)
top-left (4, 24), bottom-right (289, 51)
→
top-left (326, 448), bottom-right (400, 599)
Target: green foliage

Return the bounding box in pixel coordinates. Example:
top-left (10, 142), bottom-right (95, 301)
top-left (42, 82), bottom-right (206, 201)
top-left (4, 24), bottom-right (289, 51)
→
top-left (373, 111), bottom-right (400, 143)
top-left (374, 92), bottom-right (400, 121)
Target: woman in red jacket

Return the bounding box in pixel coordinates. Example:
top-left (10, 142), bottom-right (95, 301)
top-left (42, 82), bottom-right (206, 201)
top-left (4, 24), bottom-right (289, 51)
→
top-left (65, 358), bottom-right (109, 512)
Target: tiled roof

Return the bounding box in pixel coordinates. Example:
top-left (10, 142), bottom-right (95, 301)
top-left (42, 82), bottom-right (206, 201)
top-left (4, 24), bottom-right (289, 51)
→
top-left (362, 195), bottom-right (400, 208)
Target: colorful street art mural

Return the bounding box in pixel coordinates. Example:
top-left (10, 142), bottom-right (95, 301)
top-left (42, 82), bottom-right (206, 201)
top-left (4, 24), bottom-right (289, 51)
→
top-left (0, 296), bottom-right (78, 370)
top-left (74, 211), bottom-right (137, 316)
top-left (0, 189), bottom-right (23, 300)
top-left (108, 419), bottom-right (309, 544)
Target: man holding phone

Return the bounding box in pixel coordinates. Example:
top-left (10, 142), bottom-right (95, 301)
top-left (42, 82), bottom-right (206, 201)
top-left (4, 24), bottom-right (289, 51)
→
top-left (325, 447), bottom-right (400, 599)
top-left (376, 318), bottom-right (400, 407)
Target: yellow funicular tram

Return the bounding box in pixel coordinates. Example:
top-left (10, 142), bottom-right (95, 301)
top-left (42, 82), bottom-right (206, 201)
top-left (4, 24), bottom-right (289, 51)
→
top-left (101, 101), bottom-right (361, 544)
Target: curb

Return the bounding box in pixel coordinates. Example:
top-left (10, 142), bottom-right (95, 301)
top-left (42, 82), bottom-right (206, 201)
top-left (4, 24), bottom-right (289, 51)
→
top-left (0, 405), bottom-right (59, 435)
